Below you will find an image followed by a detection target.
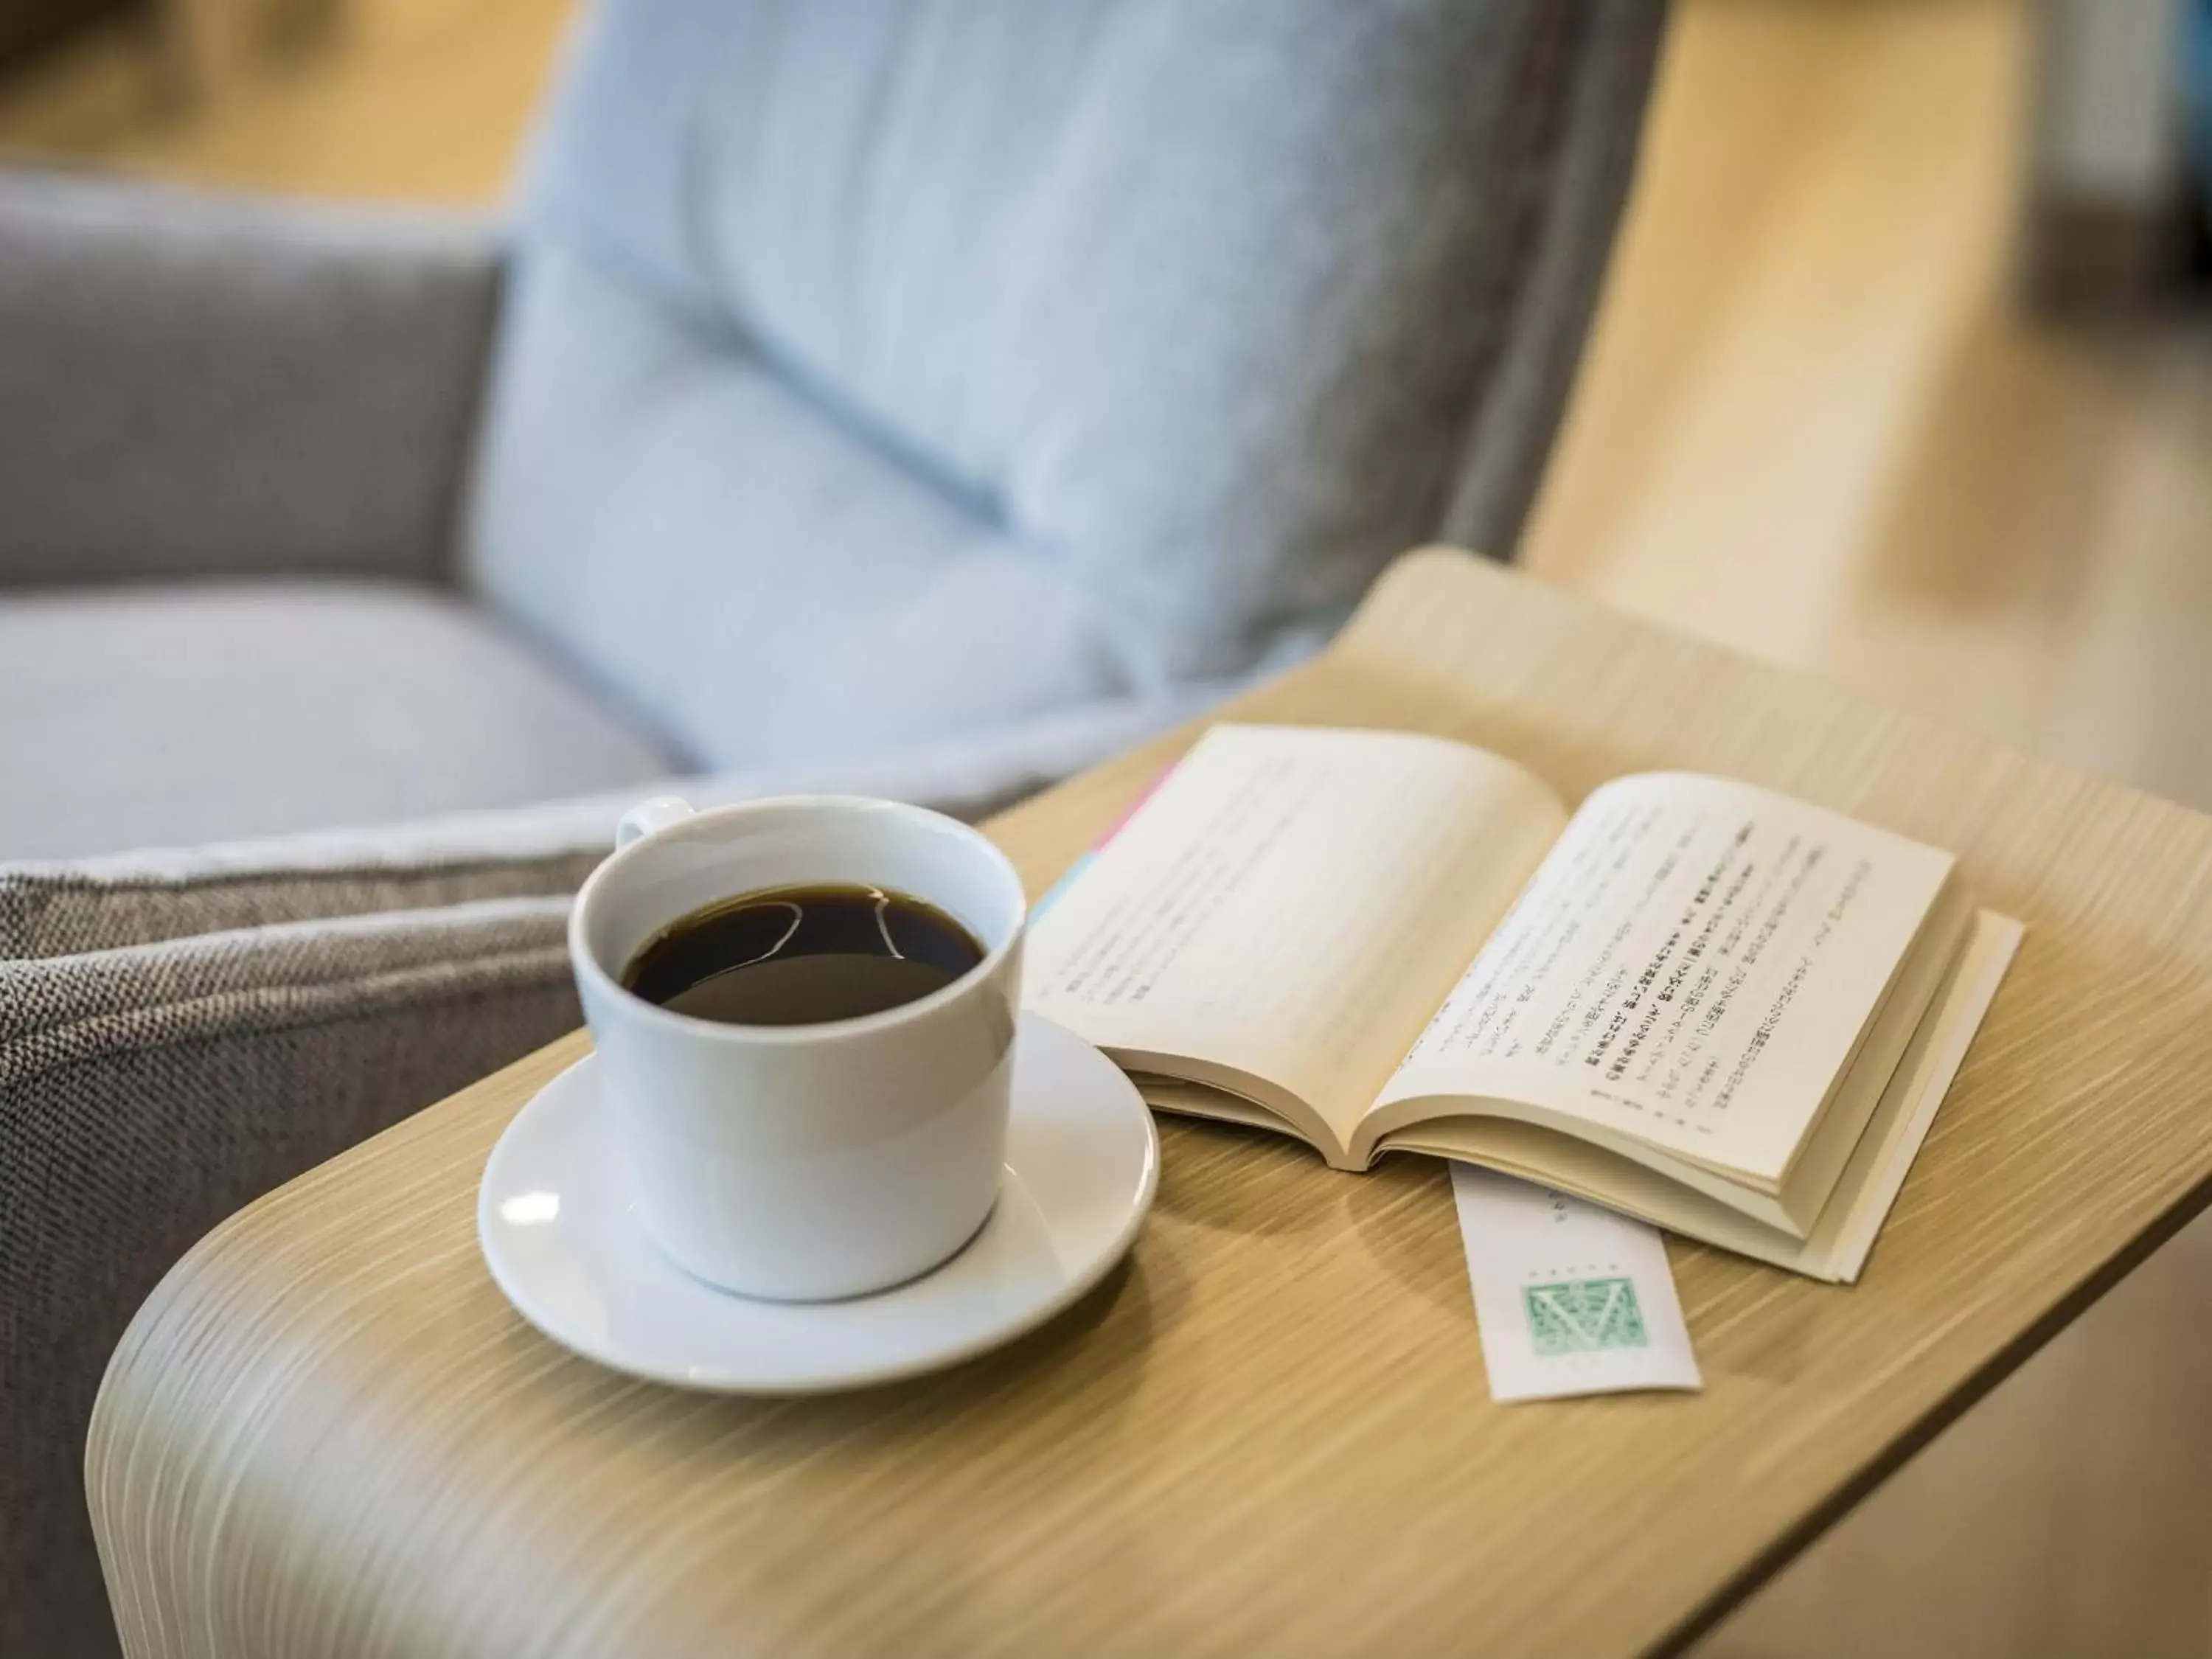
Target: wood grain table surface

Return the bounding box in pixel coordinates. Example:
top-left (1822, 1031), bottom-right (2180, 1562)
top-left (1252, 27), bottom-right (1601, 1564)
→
top-left (87, 549), bottom-right (2212, 1659)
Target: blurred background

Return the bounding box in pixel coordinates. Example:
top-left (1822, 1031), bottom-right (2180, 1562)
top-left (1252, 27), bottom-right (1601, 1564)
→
top-left (4, 0), bottom-right (2209, 807)
top-left (4, 0), bottom-right (2209, 1652)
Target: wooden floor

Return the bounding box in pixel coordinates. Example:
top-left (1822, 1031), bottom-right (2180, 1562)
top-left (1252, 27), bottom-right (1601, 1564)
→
top-left (1527, 0), bottom-right (2212, 818)
top-left (7, 0), bottom-right (2212, 1652)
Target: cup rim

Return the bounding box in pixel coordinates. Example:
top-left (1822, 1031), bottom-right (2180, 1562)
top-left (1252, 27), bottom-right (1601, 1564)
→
top-left (568, 794), bottom-right (1028, 1044)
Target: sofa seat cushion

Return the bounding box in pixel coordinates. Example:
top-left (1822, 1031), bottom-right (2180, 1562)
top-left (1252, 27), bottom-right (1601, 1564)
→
top-left (0, 580), bottom-right (678, 859)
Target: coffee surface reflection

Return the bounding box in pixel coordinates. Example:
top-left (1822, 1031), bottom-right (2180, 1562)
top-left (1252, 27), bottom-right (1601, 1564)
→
top-left (622, 883), bottom-right (985, 1026)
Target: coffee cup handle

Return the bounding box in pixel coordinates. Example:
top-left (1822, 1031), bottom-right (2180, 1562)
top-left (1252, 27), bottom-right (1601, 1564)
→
top-left (616, 795), bottom-right (697, 849)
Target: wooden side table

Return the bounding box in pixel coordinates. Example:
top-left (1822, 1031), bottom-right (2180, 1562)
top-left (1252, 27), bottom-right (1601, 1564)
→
top-left (88, 550), bottom-right (2212, 1658)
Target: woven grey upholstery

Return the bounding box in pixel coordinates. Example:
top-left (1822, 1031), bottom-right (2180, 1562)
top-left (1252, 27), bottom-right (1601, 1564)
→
top-left (1, 897), bottom-right (583, 1658)
top-left (0, 847), bottom-right (602, 963)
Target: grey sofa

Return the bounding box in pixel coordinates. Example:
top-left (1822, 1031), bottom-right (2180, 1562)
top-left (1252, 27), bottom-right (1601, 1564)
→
top-left (0, 2), bottom-right (1666, 1652)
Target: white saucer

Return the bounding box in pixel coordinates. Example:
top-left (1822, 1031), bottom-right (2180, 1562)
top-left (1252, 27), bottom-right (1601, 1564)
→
top-left (477, 1012), bottom-right (1158, 1394)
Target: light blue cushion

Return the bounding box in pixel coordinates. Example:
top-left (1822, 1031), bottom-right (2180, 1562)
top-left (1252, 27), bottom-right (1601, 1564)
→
top-left (467, 0), bottom-right (1646, 772)
top-left (468, 243), bottom-right (1147, 773)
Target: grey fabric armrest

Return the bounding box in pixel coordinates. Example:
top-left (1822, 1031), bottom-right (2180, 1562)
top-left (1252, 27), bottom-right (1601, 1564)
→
top-left (1, 793), bottom-right (602, 1656)
top-left (1, 897), bottom-right (582, 1659)
top-left (0, 169), bottom-right (504, 588)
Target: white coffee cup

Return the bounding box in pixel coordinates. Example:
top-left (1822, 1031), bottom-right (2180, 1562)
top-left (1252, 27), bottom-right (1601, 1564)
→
top-left (568, 794), bottom-right (1026, 1301)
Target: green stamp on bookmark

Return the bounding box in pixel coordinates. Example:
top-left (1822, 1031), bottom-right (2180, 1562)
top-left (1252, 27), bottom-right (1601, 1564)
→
top-left (1522, 1277), bottom-right (1648, 1355)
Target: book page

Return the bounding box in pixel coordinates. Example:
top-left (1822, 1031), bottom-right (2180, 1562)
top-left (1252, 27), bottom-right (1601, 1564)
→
top-left (1370, 774), bottom-right (1954, 1184)
top-left (1023, 725), bottom-right (1567, 1155)
top-left (1394, 910), bottom-right (2020, 1279)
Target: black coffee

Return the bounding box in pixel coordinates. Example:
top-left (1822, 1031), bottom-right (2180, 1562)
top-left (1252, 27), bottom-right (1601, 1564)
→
top-left (621, 883), bottom-right (985, 1026)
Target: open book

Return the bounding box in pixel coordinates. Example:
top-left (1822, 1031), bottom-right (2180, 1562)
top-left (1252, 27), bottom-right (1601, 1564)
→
top-left (1023, 724), bottom-right (2022, 1281)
